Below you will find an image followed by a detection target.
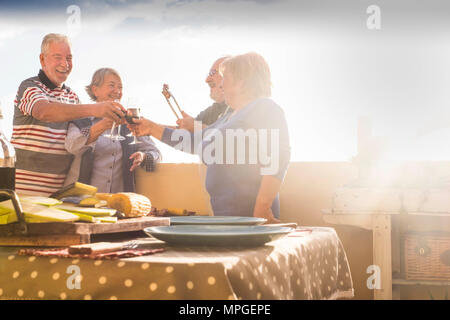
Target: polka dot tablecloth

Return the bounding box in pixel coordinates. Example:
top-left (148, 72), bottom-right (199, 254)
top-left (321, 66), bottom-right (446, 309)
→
top-left (0, 227), bottom-right (354, 300)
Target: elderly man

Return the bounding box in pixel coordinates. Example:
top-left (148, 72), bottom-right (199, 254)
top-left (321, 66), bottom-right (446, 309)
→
top-left (173, 56), bottom-right (231, 132)
top-left (11, 33), bottom-right (126, 196)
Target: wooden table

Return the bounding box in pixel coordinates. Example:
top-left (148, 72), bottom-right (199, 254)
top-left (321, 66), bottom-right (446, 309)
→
top-left (0, 227), bottom-right (354, 300)
top-left (0, 217), bottom-right (170, 246)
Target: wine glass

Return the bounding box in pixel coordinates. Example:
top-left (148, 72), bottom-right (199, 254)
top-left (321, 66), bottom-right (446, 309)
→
top-left (105, 122), bottom-right (126, 141)
top-left (125, 97), bottom-right (137, 138)
top-left (127, 107), bottom-right (142, 145)
top-left (104, 99), bottom-right (125, 141)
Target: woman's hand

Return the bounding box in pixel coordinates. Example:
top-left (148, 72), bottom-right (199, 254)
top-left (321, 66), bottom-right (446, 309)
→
top-left (126, 118), bottom-right (165, 141)
top-left (253, 200), bottom-right (280, 224)
top-left (253, 175), bottom-right (282, 224)
top-left (99, 118), bottom-right (114, 131)
top-left (129, 151), bottom-right (145, 171)
top-left (86, 118), bottom-right (115, 144)
top-left (127, 118), bottom-right (153, 136)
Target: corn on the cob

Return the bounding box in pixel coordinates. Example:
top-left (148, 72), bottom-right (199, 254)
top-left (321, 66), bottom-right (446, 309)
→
top-left (106, 193), bottom-right (151, 217)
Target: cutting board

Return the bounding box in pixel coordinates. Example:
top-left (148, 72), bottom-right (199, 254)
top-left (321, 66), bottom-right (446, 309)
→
top-left (0, 216), bottom-right (170, 247)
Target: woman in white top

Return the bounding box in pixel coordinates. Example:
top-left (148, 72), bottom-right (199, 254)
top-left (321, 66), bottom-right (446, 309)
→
top-left (64, 68), bottom-right (161, 193)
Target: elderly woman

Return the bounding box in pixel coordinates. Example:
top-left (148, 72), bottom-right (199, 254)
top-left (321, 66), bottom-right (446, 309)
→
top-left (64, 68), bottom-right (161, 193)
top-left (130, 53), bottom-right (290, 223)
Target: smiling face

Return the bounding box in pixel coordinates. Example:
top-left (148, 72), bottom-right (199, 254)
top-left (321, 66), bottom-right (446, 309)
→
top-left (205, 58), bottom-right (225, 103)
top-left (91, 73), bottom-right (123, 102)
top-left (39, 40), bottom-right (72, 87)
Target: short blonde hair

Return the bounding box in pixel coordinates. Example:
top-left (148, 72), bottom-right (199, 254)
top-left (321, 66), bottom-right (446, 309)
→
top-left (213, 55), bottom-right (231, 68)
top-left (41, 33), bottom-right (71, 55)
top-left (220, 52), bottom-right (272, 98)
top-left (85, 68), bottom-right (121, 101)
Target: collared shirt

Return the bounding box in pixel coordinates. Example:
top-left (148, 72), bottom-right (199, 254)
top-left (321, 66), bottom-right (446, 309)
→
top-left (11, 70), bottom-right (80, 196)
top-left (90, 128), bottom-right (125, 193)
top-left (64, 118), bottom-right (162, 193)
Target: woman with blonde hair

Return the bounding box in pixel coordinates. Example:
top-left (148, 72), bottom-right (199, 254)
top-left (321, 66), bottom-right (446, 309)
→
top-left (130, 53), bottom-right (290, 223)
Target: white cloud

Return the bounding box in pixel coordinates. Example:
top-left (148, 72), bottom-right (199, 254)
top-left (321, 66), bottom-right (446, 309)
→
top-left (0, 25), bottom-right (28, 47)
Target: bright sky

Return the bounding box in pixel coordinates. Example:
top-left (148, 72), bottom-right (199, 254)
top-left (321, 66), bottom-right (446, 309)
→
top-left (1, 0), bottom-right (450, 162)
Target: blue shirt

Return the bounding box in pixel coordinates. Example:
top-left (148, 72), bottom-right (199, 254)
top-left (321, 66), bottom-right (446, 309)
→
top-left (161, 98), bottom-right (290, 218)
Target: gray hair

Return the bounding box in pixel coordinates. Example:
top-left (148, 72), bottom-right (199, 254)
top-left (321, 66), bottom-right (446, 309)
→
top-left (41, 33), bottom-right (71, 55)
top-left (85, 68), bottom-right (122, 101)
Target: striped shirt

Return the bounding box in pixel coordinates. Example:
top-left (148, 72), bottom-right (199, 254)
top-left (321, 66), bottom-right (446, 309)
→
top-left (11, 70), bottom-right (80, 196)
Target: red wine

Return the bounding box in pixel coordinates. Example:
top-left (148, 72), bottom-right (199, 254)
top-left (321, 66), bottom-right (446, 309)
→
top-left (125, 115), bottom-right (139, 124)
top-left (0, 167), bottom-right (15, 201)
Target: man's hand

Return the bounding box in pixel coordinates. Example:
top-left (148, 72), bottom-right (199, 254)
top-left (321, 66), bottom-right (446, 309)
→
top-left (129, 151), bottom-right (145, 171)
top-left (93, 101), bottom-right (126, 123)
top-left (176, 111), bottom-right (195, 132)
top-left (32, 100), bottom-right (126, 123)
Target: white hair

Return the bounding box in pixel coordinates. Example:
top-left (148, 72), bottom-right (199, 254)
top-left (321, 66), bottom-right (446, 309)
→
top-left (41, 33), bottom-right (71, 55)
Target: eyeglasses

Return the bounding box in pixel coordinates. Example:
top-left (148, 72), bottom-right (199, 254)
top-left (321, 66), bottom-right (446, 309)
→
top-left (208, 69), bottom-right (218, 77)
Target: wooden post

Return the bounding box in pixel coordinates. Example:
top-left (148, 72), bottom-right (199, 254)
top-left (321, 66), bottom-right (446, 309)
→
top-left (372, 214), bottom-right (392, 300)
top-left (391, 214), bottom-right (401, 299)
top-left (391, 215), bottom-right (401, 275)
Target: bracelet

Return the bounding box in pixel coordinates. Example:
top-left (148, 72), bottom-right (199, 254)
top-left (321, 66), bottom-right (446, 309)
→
top-left (81, 126), bottom-right (91, 137)
top-left (142, 153), bottom-right (155, 172)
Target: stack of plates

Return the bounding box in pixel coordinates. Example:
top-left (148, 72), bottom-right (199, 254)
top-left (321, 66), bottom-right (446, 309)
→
top-left (169, 216), bottom-right (267, 226)
top-left (143, 216), bottom-right (293, 247)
